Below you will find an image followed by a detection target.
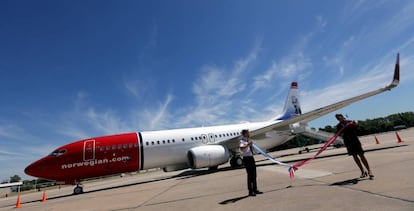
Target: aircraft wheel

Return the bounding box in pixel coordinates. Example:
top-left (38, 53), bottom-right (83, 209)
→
top-left (235, 157), bottom-right (243, 166)
top-left (230, 156), bottom-right (243, 167)
top-left (73, 186), bottom-right (83, 195)
top-left (230, 157), bottom-right (236, 167)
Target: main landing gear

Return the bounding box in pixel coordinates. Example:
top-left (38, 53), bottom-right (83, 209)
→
top-left (230, 155), bottom-right (243, 167)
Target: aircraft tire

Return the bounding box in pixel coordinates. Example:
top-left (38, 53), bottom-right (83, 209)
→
top-left (74, 186), bottom-right (83, 195)
top-left (230, 156), bottom-right (243, 167)
top-left (236, 157), bottom-right (243, 166)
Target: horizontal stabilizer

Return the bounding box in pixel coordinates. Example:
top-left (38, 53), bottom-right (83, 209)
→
top-left (300, 129), bottom-right (343, 145)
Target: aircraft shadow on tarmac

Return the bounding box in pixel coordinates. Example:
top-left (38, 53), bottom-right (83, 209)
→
top-left (22, 167), bottom-right (240, 204)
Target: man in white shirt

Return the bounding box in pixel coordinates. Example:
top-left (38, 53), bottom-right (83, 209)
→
top-left (240, 129), bottom-right (263, 196)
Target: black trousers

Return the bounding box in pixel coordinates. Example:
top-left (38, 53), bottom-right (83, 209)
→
top-left (242, 156), bottom-right (257, 192)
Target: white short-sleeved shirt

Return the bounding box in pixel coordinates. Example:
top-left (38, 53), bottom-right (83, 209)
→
top-left (240, 137), bottom-right (253, 157)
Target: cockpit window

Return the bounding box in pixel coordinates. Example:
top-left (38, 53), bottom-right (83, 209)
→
top-left (49, 149), bottom-right (67, 157)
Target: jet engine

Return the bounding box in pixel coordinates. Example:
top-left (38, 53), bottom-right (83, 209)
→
top-left (187, 145), bottom-right (230, 169)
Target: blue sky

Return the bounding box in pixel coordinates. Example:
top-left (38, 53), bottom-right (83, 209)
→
top-left (1, 0), bottom-right (414, 181)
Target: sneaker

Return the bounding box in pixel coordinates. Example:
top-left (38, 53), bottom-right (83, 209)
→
top-left (248, 192), bottom-right (256, 197)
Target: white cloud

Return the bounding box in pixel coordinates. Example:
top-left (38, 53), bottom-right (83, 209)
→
top-left (0, 124), bottom-right (25, 140)
top-left (252, 52), bottom-right (312, 92)
top-left (301, 55), bottom-right (397, 114)
top-left (85, 108), bottom-right (127, 134)
top-left (125, 79), bottom-right (146, 99)
top-left (0, 150), bottom-right (20, 157)
top-left (147, 21), bottom-right (158, 50)
top-left (316, 16), bottom-right (327, 30)
top-left (343, 36), bottom-right (355, 47)
top-left (170, 43), bottom-right (261, 127)
top-left (147, 94), bottom-right (173, 130)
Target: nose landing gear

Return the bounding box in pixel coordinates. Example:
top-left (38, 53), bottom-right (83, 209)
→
top-left (73, 182), bottom-right (84, 195)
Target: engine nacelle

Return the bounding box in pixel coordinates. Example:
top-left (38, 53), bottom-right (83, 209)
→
top-left (187, 145), bottom-right (230, 169)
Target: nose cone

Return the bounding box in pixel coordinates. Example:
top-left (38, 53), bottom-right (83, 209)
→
top-left (25, 157), bottom-right (49, 178)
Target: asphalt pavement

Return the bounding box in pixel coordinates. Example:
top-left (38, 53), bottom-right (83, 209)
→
top-left (1, 128), bottom-right (413, 211)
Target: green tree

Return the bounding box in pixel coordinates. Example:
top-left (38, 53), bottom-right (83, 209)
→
top-left (9, 175), bottom-right (21, 183)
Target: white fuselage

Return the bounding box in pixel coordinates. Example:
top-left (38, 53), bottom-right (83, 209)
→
top-left (140, 120), bottom-right (294, 170)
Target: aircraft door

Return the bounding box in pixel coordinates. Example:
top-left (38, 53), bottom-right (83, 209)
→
top-left (83, 139), bottom-right (95, 161)
top-left (208, 133), bottom-right (216, 143)
top-left (201, 134), bottom-right (208, 144)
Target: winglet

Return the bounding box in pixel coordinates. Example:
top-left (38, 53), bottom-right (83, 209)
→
top-left (387, 53), bottom-right (400, 89)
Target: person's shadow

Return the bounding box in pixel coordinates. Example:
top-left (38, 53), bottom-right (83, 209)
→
top-left (330, 178), bottom-right (359, 186)
top-left (219, 195), bottom-right (249, 205)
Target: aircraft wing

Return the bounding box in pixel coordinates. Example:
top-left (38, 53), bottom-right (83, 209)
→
top-left (221, 54), bottom-right (399, 151)
top-left (250, 53), bottom-right (400, 137)
top-left (0, 182), bottom-right (23, 188)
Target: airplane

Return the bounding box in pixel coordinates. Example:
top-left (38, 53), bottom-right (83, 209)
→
top-left (25, 54), bottom-right (400, 194)
top-left (0, 182), bottom-right (23, 189)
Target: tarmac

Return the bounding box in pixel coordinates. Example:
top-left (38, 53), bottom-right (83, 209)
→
top-left (1, 128), bottom-right (413, 211)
